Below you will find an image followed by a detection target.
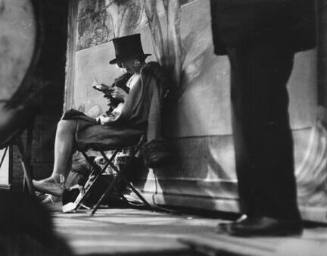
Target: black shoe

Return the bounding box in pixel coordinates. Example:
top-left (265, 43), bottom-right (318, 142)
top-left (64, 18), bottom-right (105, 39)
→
top-left (228, 216), bottom-right (303, 237)
top-left (216, 214), bottom-right (249, 234)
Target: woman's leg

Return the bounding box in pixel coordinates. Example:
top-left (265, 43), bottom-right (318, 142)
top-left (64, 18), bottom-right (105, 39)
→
top-left (52, 120), bottom-right (77, 179)
top-left (33, 120), bottom-right (77, 196)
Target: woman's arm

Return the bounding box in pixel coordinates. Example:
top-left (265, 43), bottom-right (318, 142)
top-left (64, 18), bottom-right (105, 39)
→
top-left (110, 87), bottom-right (128, 102)
top-left (96, 102), bottom-right (124, 125)
top-left (99, 76), bottom-right (145, 125)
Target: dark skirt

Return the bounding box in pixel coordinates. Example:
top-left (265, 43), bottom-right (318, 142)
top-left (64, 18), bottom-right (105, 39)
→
top-left (62, 109), bottom-right (144, 151)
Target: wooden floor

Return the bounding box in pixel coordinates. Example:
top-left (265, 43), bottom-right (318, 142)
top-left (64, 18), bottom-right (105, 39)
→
top-left (53, 207), bottom-right (327, 256)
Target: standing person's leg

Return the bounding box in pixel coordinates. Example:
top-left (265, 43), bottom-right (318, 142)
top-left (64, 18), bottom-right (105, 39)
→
top-left (33, 120), bottom-right (77, 196)
top-left (228, 47), bottom-right (258, 218)
top-left (223, 43), bottom-right (301, 236)
top-left (245, 43), bottom-right (300, 221)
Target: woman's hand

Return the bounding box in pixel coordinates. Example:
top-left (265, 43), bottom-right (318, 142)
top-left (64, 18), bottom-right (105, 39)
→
top-left (111, 87), bottom-right (128, 101)
top-left (96, 114), bottom-right (114, 125)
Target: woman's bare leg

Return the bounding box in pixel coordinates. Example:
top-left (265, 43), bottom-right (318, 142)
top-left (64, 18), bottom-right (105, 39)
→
top-left (51, 120), bottom-right (76, 179)
top-left (33, 120), bottom-right (77, 196)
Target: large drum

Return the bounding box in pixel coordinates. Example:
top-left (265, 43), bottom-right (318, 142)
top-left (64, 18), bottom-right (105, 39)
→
top-left (0, 0), bottom-right (42, 148)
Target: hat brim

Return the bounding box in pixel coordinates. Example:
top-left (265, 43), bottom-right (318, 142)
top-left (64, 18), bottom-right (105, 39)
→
top-left (109, 54), bottom-right (151, 65)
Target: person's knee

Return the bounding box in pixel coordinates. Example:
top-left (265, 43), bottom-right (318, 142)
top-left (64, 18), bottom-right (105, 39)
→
top-left (57, 120), bottom-right (76, 134)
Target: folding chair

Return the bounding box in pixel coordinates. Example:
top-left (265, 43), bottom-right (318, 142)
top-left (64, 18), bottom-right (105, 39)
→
top-left (69, 135), bottom-right (153, 215)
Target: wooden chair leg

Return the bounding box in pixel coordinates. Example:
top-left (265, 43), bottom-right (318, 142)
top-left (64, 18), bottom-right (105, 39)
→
top-left (90, 153), bottom-right (154, 215)
top-left (75, 153), bottom-right (109, 208)
top-left (0, 146), bottom-right (8, 168)
top-left (86, 136), bottom-right (150, 215)
top-left (90, 174), bottom-right (119, 216)
top-left (74, 150), bottom-right (119, 211)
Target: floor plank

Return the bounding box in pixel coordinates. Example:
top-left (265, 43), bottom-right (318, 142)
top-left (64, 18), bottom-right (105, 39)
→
top-left (53, 208), bottom-right (327, 256)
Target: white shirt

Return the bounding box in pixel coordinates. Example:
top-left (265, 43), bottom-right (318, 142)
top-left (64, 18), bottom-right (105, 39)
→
top-left (126, 73), bottom-right (141, 90)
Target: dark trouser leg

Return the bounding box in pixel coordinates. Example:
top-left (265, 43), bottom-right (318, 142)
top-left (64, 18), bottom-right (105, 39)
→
top-left (228, 44), bottom-right (301, 221)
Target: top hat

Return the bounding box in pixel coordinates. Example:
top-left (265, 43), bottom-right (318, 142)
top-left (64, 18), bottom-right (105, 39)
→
top-left (109, 34), bottom-right (151, 64)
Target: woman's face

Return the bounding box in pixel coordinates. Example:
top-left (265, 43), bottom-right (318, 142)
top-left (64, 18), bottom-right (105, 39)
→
top-left (118, 58), bottom-right (141, 74)
top-left (119, 59), bottom-right (134, 73)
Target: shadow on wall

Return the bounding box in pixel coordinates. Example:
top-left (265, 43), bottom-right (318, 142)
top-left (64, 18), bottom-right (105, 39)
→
top-left (139, 135), bottom-right (238, 212)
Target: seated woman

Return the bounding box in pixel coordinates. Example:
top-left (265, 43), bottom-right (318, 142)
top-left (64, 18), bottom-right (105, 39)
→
top-left (33, 33), bottom-right (166, 197)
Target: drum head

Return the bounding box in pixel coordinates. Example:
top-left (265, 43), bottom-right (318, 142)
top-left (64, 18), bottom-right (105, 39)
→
top-left (0, 0), bottom-right (40, 148)
top-left (0, 0), bottom-right (36, 101)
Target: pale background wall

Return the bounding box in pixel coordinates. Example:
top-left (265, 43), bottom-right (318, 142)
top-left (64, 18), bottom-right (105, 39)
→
top-left (71, 0), bottom-right (316, 137)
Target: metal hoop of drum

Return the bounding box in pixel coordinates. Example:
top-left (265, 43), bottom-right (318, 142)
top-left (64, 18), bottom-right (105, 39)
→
top-left (0, 0), bottom-right (43, 149)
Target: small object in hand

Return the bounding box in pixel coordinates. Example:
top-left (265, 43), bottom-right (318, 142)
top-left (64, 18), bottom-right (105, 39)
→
top-left (96, 114), bottom-right (114, 125)
top-left (93, 83), bottom-right (113, 94)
